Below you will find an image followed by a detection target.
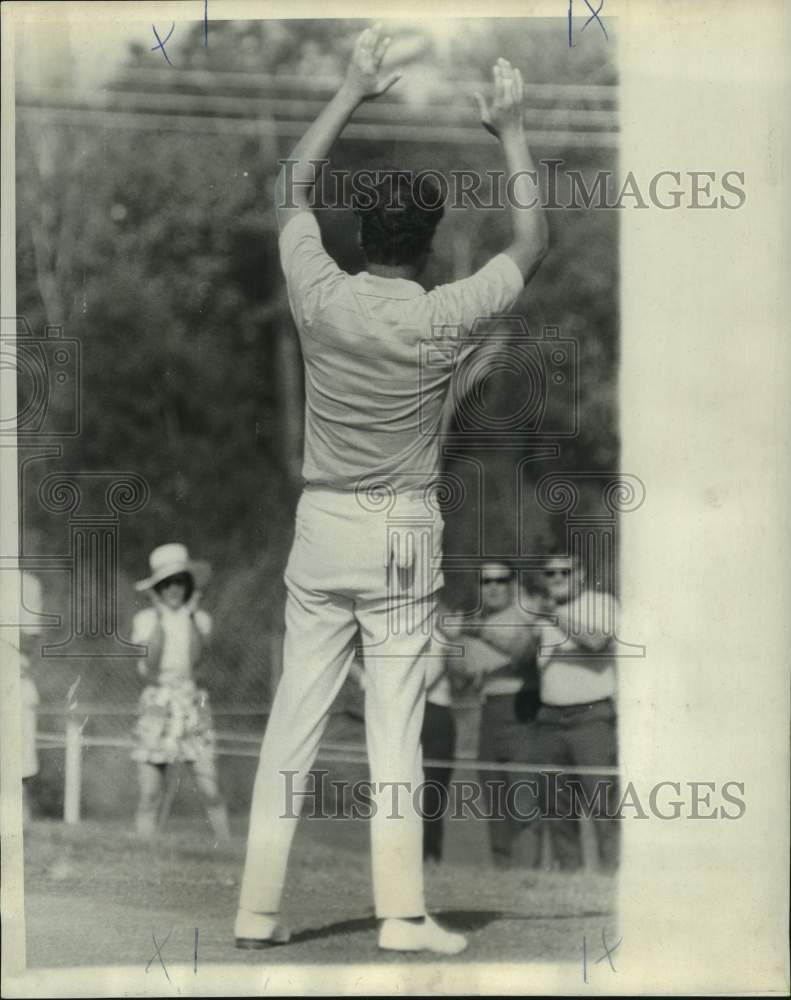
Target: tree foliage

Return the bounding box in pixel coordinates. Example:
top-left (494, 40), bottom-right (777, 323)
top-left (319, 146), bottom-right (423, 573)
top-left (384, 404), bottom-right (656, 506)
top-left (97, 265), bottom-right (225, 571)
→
top-left (16, 17), bottom-right (619, 707)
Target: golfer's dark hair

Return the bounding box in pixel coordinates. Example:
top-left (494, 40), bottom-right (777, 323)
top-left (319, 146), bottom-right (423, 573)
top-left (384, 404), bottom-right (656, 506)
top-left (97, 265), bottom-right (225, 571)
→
top-left (354, 172), bottom-right (444, 267)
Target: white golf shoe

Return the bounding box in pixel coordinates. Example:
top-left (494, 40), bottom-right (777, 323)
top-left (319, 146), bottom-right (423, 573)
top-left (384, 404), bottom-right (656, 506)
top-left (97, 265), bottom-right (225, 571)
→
top-left (378, 915), bottom-right (467, 955)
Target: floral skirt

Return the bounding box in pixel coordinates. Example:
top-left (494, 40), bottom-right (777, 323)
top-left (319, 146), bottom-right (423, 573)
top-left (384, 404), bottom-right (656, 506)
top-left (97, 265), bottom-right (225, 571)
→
top-left (131, 682), bottom-right (217, 766)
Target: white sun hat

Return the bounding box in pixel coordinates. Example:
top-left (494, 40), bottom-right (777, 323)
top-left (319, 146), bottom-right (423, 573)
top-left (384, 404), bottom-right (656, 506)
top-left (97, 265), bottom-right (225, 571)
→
top-left (134, 543), bottom-right (211, 592)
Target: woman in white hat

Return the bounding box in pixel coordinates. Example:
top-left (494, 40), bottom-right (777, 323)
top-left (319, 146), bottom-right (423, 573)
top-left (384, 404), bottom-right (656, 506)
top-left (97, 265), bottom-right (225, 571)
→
top-left (130, 543), bottom-right (230, 842)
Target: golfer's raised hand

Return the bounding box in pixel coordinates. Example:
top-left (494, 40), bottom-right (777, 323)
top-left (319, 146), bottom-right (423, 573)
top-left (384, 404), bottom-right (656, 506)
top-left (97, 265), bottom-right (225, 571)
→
top-left (343, 24), bottom-right (400, 102)
top-left (474, 58), bottom-right (525, 139)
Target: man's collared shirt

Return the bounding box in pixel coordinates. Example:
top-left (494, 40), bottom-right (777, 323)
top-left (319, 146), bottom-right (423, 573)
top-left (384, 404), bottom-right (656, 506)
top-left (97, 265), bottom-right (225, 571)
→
top-left (279, 211), bottom-right (525, 492)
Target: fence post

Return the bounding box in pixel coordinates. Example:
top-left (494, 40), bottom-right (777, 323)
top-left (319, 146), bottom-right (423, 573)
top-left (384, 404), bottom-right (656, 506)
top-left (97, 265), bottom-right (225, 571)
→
top-left (578, 814), bottom-right (599, 872)
top-left (63, 712), bottom-right (82, 824)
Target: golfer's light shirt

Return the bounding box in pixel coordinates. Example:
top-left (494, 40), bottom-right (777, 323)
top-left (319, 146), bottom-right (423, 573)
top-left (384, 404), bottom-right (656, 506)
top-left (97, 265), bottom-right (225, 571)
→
top-left (279, 211), bottom-right (525, 491)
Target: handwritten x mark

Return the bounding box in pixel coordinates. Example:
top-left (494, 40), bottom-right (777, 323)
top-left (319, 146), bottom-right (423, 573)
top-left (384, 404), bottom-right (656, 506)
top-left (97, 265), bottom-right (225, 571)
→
top-left (146, 927), bottom-right (173, 982)
top-left (151, 22), bottom-right (176, 67)
top-left (595, 927), bottom-right (622, 972)
top-left (580, 0), bottom-right (608, 40)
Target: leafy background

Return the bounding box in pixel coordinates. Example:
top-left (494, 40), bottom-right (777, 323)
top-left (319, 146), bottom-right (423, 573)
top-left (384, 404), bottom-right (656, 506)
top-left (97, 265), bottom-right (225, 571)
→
top-left (15, 17), bottom-right (618, 814)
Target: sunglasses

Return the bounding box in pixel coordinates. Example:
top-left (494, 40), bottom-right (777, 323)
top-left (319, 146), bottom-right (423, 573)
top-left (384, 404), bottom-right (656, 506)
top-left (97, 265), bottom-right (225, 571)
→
top-left (544, 568), bottom-right (572, 578)
top-left (481, 576), bottom-right (511, 585)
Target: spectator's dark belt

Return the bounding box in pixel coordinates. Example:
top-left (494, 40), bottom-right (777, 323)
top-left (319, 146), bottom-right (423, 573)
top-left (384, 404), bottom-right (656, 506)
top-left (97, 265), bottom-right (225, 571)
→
top-left (538, 697), bottom-right (615, 721)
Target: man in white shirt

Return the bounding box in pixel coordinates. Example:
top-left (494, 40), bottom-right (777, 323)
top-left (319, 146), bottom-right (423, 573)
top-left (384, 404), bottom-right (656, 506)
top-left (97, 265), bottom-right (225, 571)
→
top-left (236, 25), bottom-right (548, 955)
top-left (536, 550), bottom-right (620, 871)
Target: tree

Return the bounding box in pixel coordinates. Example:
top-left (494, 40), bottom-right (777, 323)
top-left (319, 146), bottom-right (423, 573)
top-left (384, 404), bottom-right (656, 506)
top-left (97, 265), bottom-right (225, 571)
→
top-left (15, 16), bottom-right (620, 707)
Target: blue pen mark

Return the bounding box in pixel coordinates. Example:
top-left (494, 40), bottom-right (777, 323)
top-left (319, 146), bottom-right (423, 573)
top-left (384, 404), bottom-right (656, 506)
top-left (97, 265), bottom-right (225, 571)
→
top-left (568, 0), bottom-right (608, 47)
top-left (151, 23), bottom-right (176, 66)
top-left (581, 0), bottom-right (608, 39)
top-left (204, 0), bottom-right (209, 47)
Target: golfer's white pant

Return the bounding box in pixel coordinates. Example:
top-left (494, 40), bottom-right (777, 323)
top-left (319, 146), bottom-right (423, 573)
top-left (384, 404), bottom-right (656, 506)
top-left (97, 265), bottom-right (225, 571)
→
top-left (239, 486), bottom-right (443, 919)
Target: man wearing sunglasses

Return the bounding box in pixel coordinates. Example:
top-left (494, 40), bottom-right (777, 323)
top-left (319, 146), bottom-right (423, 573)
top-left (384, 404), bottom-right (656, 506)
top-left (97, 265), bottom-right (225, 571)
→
top-left (535, 550), bottom-right (620, 871)
top-left (447, 560), bottom-right (544, 869)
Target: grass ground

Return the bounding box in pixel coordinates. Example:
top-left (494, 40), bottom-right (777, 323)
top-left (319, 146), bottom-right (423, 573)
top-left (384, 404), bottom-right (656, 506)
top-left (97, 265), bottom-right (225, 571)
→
top-left (23, 812), bottom-right (616, 971)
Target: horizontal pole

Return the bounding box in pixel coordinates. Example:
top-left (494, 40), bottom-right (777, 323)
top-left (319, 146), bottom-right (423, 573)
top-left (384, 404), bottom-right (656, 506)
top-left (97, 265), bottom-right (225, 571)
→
top-left (36, 733), bottom-right (620, 776)
top-left (16, 106), bottom-right (619, 149)
top-left (117, 67), bottom-right (619, 104)
top-left (18, 86), bottom-right (619, 129)
top-left (36, 704), bottom-right (272, 717)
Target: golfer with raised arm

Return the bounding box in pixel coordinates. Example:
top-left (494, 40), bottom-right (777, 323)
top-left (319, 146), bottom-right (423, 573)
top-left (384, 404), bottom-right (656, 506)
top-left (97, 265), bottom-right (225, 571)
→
top-left (236, 25), bottom-right (548, 955)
